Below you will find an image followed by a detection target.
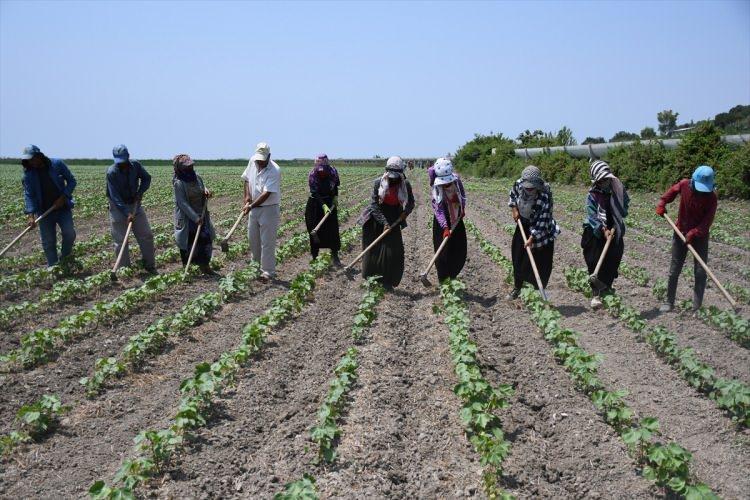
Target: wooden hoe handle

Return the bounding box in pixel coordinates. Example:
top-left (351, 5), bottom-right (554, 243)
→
top-left (663, 213), bottom-right (736, 308)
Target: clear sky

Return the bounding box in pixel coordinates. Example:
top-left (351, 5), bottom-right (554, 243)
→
top-left (1, 0), bottom-right (748, 159)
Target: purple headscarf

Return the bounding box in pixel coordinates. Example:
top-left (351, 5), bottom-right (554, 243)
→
top-left (308, 154), bottom-right (339, 193)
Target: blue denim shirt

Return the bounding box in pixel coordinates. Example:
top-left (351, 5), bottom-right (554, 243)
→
top-left (106, 161), bottom-right (152, 216)
top-left (23, 158), bottom-right (77, 215)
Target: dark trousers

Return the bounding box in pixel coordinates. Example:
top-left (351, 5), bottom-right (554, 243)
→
top-left (666, 232), bottom-right (708, 307)
top-left (511, 223), bottom-right (554, 290)
top-left (581, 226), bottom-right (624, 295)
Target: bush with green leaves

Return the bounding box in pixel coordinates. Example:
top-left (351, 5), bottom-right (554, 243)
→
top-left (454, 121), bottom-right (748, 199)
top-left (715, 142), bottom-right (750, 199)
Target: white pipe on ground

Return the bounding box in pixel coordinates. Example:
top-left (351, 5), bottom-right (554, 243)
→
top-left (513, 134), bottom-right (750, 159)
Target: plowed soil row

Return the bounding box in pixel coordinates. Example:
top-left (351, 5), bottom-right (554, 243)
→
top-left (469, 191), bottom-right (750, 499)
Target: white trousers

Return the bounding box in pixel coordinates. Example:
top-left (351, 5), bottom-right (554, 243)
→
top-left (248, 204), bottom-right (280, 277)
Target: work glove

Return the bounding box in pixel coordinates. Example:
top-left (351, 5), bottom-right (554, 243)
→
top-left (655, 205), bottom-right (665, 217)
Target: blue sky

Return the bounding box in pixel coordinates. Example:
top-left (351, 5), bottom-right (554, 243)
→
top-left (1, 0), bottom-right (748, 159)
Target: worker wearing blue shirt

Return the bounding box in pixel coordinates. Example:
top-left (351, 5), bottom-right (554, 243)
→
top-left (106, 145), bottom-right (157, 274)
top-left (21, 144), bottom-right (77, 267)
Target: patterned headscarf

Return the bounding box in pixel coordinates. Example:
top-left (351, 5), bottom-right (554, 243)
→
top-left (308, 154), bottom-right (339, 193)
top-left (521, 165), bottom-right (545, 190)
top-left (173, 154), bottom-right (197, 182)
top-left (378, 156), bottom-right (408, 208)
top-left (589, 159), bottom-right (626, 242)
top-left (314, 154), bottom-right (329, 167)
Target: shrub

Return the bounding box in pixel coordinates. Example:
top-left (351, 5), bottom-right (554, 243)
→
top-left (715, 143), bottom-right (750, 199)
top-left (671, 122), bottom-right (730, 182)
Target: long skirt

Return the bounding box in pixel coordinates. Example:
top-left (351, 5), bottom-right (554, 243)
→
top-left (361, 204), bottom-right (405, 287)
top-left (180, 223), bottom-right (213, 266)
top-left (511, 222), bottom-right (554, 290)
top-left (432, 215), bottom-right (467, 281)
top-left (581, 226), bottom-right (624, 294)
top-left (305, 195), bottom-right (340, 256)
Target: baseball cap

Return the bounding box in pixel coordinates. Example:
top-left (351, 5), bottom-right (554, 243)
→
top-left (252, 142), bottom-right (271, 162)
top-left (22, 144), bottom-right (41, 160)
top-left (113, 144), bottom-right (130, 164)
top-left (692, 165), bottom-right (715, 193)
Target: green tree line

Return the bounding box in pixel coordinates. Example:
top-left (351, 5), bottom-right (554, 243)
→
top-left (453, 108), bottom-right (750, 199)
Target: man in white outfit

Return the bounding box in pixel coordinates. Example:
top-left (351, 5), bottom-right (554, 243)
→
top-left (242, 142), bottom-right (281, 282)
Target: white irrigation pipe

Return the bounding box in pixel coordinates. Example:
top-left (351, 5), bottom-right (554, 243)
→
top-left (514, 134), bottom-right (750, 159)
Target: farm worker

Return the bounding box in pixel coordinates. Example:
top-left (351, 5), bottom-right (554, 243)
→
top-left (172, 154), bottom-right (216, 274)
top-left (655, 166), bottom-right (717, 312)
top-left (581, 160), bottom-right (630, 309)
top-left (506, 165), bottom-right (560, 300)
top-left (20, 144), bottom-right (77, 267)
top-left (358, 156), bottom-right (415, 288)
top-left (428, 158), bottom-right (467, 281)
top-left (242, 142), bottom-right (282, 282)
top-left (106, 145), bottom-right (157, 274)
top-left (304, 154), bottom-right (341, 265)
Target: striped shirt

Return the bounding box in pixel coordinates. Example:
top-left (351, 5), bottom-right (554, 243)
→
top-left (508, 179), bottom-right (561, 248)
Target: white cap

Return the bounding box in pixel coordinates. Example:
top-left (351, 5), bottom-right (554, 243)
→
top-left (252, 142), bottom-right (271, 162)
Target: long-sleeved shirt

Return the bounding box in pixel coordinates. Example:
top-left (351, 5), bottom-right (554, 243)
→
top-left (173, 174), bottom-right (215, 250)
top-left (23, 158), bottom-right (76, 215)
top-left (309, 165), bottom-right (340, 200)
top-left (432, 178), bottom-right (466, 229)
top-left (366, 178), bottom-right (415, 228)
top-left (657, 179), bottom-right (717, 239)
top-left (584, 187), bottom-right (630, 238)
top-left (106, 161), bottom-right (152, 216)
top-left (508, 179), bottom-right (560, 248)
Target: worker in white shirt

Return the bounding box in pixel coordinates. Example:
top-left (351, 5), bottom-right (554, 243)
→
top-left (242, 142), bottom-right (282, 282)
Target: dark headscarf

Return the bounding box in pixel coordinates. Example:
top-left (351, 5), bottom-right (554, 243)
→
top-left (173, 154), bottom-right (197, 182)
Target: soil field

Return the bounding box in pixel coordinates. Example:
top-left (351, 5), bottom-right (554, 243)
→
top-left (0, 164), bottom-right (748, 499)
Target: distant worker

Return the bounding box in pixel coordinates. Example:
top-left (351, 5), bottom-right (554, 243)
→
top-left (21, 144), bottom-right (77, 268)
top-left (242, 142), bottom-right (282, 282)
top-left (359, 156), bottom-right (415, 288)
top-left (107, 145), bottom-right (157, 274)
top-left (656, 166), bottom-right (717, 312)
top-left (172, 154), bottom-right (216, 274)
top-left (581, 160), bottom-right (629, 309)
top-left (507, 166), bottom-right (560, 299)
top-left (428, 158), bottom-right (467, 281)
top-left (305, 154), bottom-right (341, 265)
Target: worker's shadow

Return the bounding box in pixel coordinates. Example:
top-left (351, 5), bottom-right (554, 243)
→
top-left (557, 304), bottom-right (588, 318)
top-left (641, 307), bottom-right (661, 320)
top-left (463, 291), bottom-right (497, 308)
